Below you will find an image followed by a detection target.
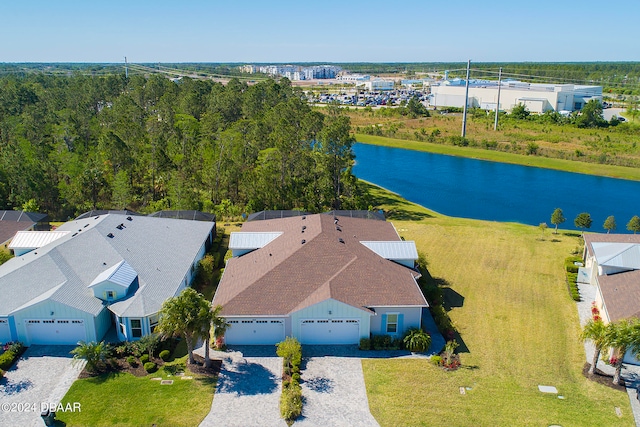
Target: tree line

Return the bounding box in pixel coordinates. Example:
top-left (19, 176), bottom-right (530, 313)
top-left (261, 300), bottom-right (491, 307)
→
top-left (0, 74), bottom-right (368, 219)
top-left (547, 208), bottom-right (640, 234)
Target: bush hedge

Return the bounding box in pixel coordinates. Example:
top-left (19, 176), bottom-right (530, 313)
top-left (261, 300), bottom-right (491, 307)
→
top-left (126, 355), bottom-right (136, 366)
top-left (565, 256), bottom-right (581, 302)
top-left (280, 381), bottom-right (303, 421)
top-left (359, 337), bottom-right (371, 350)
top-left (0, 368), bottom-right (4, 379)
top-left (140, 353), bottom-right (150, 364)
top-left (144, 362), bottom-right (157, 373)
top-left (159, 350), bottom-right (171, 361)
top-left (0, 342), bottom-right (25, 371)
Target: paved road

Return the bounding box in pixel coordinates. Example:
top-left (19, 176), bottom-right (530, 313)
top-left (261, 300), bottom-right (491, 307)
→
top-left (0, 345), bottom-right (84, 427)
top-left (603, 107), bottom-right (626, 121)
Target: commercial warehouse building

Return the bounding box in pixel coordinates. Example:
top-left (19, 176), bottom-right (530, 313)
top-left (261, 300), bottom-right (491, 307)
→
top-left (429, 79), bottom-right (602, 113)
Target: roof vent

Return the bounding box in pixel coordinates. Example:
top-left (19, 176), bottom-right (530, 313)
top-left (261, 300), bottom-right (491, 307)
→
top-left (107, 233), bottom-right (114, 238)
top-left (301, 239), bottom-right (306, 244)
top-left (338, 238), bottom-right (345, 244)
top-left (126, 216), bottom-right (132, 221)
top-left (334, 218), bottom-right (338, 224)
top-left (336, 226), bottom-right (342, 232)
top-left (72, 233), bottom-right (78, 237)
top-left (84, 224), bottom-right (89, 228)
top-left (302, 225), bottom-right (307, 230)
top-left (302, 216), bottom-right (306, 220)
top-left (95, 216), bottom-right (100, 220)
top-left (116, 223), bottom-right (126, 230)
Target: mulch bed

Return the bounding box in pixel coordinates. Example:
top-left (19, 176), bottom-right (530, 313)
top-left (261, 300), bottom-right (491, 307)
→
top-left (582, 363), bottom-right (627, 392)
top-left (78, 354), bottom-right (220, 379)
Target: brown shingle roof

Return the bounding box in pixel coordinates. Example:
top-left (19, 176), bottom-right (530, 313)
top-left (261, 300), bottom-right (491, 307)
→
top-left (213, 214), bottom-right (426, 316)
top-left (598, 270), bottom-right (640, 322)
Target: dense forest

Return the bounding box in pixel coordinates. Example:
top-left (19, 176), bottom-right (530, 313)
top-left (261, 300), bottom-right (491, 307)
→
top-left (0, 74), bottom-right (368, 220)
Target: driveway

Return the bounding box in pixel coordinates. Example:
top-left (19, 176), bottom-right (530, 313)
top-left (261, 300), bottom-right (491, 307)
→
top-left (297, 356), bottom-right (379, 427)
top-left (198, 347), bottom-right (287, 427)
top-left (0, 345), bottom-right (84, 427)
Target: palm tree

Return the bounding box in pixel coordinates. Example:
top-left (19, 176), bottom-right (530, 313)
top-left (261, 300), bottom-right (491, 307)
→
top-left (604, 318), bottom-right (640, 385)
top-left (580, 319), bottom-right (608, 375)
top-left (156, 288), bottom-right (211, 365)
top-left (211, 304), bottom-right (230, 349)
top-left (70, 341), bottom-right (109, 373)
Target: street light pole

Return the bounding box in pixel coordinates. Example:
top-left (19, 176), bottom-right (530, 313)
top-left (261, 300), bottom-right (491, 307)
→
top-left (461, 60), bottom-right (471, 138)
top-left (494, 67), bottom-right (503, 131)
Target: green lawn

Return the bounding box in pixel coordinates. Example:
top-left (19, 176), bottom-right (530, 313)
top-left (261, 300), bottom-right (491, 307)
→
top-left (355, 134), bottom-right (640, 181)
top-left (57, 361), bottom-right (216, 427)
top-left (362, 183), bottom-right (634, 426)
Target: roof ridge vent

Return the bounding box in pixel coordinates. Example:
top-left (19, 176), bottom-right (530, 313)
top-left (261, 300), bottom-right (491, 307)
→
top-left (301, 239), bottom-right (306, 244)
top-left (107, 233), bottom-right (114, 238)
top-left (338, 238), bottom-right (345, 244)
top-left (126, 216), bottom-right (133, 221)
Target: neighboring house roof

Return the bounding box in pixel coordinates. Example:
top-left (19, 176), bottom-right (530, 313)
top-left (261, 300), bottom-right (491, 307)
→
top-left (8, 231), bottom-right (70, 251)
top-left (148, 210), bottom-right (216, 222)
top-left (360, 241), bottom-right (419, 260)
top-left (75, 210), bottom-right (141, 220)
top-left (0, 210), bottom-right (48, 223)
top-left (598, 270), bottom-right (640, 322)
top-left (214, 214), bottom-right (426, 316)
top-left (247, 210), bottom-right (309, 222)
top-left (0, 210), bottom-right (49, 246)
top-left (584, 233), bottom-right (640, 322)
top-left (0, 214), bottom-right (214, 318)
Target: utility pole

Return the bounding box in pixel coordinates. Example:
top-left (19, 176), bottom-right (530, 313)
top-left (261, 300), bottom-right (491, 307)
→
top-left (494, 67), bottom-right (503, 131)
top-left (461, 60), bottom-right (471, 138)
top-left (124, 56), bottom-right (128, 79)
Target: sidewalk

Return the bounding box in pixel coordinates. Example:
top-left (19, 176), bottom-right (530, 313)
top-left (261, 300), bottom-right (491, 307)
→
top-left (577, 281), bottom-right (640, 426)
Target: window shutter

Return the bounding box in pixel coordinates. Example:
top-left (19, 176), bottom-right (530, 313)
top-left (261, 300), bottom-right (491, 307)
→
top-left (397, 314), bottom-right (404, 335)
top-left (381, 314), bottom-right (387, 333)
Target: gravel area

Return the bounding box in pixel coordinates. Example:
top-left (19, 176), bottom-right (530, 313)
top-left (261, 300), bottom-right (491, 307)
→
top-left (0, 345), bottom-right (84, 427)
top-left (297, 356), bottom-right (379, 427)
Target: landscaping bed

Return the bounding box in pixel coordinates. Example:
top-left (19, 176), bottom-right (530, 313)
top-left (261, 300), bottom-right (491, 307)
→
top-left (582, 363), bottom-right (627, 392)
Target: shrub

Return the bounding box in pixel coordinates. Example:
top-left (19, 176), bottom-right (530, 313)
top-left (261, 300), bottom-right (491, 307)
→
top-left (144, 362), bottom-right (157, 373)
top-left (164, 361), bottom-right (186, 375)
top-left (126, 356), bottom-right (136, 366)
top-left (291, 373), bottom-right (301, 383)
top-left (431, 305), bottom-right (454, 332)
top-left (280, 382), bottom-right (303, 421)
top-left (159, 350), bottom-right (171, 361)
top-left (0, 351), bottom-right (15, 370)
top-left (403, 328), bottom-right (432, 353)
top-left (430, 355), bottom-right (442, 366)
top-left (359, 337), bottom-right (371, 350)
top-left (140, 354), bottom-right (150, 364)
top-left (0, 368), bottom-right (3, 379)
top-left (276, 337), bottom-right (302, 373)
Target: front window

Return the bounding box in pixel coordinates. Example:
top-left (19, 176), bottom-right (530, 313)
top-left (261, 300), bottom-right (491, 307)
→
top-left (131, 319), bottom-right (142, 338)
top-left (386, 314), bottom-right (398, 333)
top-left (149, 314), bottom-right (159, 333)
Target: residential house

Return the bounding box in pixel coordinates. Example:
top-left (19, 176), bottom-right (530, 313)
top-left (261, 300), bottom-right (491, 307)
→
top-left (0, 210), bottom-right (49, 248)
top-left (0, 213), bottom-right (214, 346)
top-left (583, 233), bottom-right (640, 364)
top-left (213, 211), bottom-right (428, 345)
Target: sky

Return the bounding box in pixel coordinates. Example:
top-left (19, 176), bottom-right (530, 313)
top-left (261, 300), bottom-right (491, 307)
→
top-left (1, 0), bottom-right (639, 63)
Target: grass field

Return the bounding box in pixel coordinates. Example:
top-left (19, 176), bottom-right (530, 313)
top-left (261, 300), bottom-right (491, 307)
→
top-left (362, 183), bottom-right (634, 426)
top-left (355, 133), bottom-right (640, 181)
top-left (57, 359), bottom-right (215, 427)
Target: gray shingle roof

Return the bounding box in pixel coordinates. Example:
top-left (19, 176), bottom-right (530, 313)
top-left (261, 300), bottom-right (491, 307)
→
top-left (0, 214), bottom-right (213, 318)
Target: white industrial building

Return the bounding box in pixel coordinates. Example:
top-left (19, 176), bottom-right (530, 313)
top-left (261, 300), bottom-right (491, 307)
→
top-left (361, 79), bottom-right (395, 91)
top-left (429, 79), bottom-right (602, 113)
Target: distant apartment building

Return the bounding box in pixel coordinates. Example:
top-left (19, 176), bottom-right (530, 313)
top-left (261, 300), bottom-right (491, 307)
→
top-left (429, 79), bottom-right (602, 113)
top-left (241, 64), bottom-right (341, 81)
top-left (336, 73), bottom-right (370, 82)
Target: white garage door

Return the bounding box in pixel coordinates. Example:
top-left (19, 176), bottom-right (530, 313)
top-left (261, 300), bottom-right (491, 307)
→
top-left (26, 319), bottom-right (87, 345)
top-left (300, 319), bottom-right (360, 344)
top-left (224, 319), bottom-right (285, 345)
top-left (0, 319), bottom-right (11, 344)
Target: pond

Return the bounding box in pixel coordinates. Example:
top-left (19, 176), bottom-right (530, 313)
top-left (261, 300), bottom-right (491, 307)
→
top-left (353, 143), bottom-right (640, 233)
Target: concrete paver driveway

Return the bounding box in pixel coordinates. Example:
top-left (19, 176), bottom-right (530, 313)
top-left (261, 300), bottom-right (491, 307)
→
top-left (199, 350), bottom-right (287, 427)
top-left (0, 345), bottom-right (84, 427)
top-left (297, 356), bottom-right (380, 427)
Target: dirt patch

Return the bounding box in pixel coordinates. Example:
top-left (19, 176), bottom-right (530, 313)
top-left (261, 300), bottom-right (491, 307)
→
top-left (190, 353), bottom-right (221, 376)
top-left (582, 363), bottom-right (627, 392)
